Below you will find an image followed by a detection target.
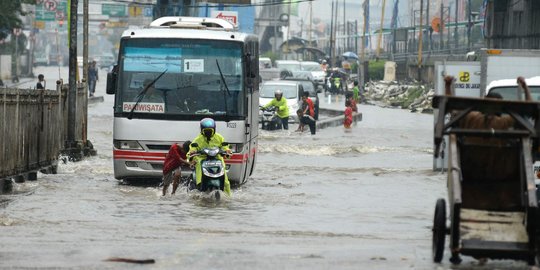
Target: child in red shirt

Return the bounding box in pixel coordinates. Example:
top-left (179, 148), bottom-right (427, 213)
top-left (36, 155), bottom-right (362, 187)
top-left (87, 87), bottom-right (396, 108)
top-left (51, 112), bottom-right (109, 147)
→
top-left (162, 140), bottom-right (191, 196)
top-left (345, 92), bottom-right (358, 112)
top-left (344, 100), bottom-right (353, 128)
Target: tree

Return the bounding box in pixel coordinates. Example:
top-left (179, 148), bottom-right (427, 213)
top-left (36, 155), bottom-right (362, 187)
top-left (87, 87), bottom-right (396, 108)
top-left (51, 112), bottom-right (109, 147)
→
top-left (0, 0), bottom-right (36, 40)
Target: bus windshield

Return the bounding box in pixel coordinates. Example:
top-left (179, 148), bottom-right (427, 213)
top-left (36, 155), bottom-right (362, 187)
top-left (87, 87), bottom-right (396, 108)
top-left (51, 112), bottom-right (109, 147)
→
top-left (115, 38), bottom-right (244, 118)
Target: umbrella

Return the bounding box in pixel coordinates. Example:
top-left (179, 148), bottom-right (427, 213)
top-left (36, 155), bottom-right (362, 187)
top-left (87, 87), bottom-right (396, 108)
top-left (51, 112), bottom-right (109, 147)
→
top-left (342, 51), bottom-right (359, 60)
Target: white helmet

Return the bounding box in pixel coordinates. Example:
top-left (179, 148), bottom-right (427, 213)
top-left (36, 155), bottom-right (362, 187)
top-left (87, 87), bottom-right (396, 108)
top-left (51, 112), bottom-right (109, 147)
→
top-left (274, 89), bottom-right (283, 96)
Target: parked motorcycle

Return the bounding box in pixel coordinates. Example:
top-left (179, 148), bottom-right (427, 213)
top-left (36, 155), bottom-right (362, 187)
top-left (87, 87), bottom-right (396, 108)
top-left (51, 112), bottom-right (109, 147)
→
top-left (187, 142), bottom-right (230, 201)
top-left (259, 106), bottom-right (282, 131)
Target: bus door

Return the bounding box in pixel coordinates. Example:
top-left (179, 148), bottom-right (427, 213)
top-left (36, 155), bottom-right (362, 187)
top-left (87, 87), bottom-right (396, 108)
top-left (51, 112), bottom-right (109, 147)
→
top-left (243, 40), bottom-right (259, 180)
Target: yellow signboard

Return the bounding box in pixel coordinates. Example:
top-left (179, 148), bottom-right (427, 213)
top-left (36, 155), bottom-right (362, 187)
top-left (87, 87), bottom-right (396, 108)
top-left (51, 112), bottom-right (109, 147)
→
top-left (459, 71), bottom-right (470, 82)
top-left (34, 21), bottom-right (45, 29)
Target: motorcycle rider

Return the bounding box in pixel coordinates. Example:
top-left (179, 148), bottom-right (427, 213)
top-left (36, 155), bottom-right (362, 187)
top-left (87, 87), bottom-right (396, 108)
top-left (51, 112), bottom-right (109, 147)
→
top-left (188, 118), bottom-right (232, 196)
top-left (262, 89), bottom-right (290, 130)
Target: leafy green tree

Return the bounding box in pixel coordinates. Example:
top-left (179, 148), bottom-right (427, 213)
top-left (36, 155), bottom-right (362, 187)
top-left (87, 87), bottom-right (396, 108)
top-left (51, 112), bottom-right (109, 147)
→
top-left (0, 0), bottom-right (36, 40)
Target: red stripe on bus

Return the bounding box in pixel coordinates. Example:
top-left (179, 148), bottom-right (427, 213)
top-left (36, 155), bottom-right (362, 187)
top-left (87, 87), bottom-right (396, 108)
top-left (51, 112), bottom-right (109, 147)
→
top-left (113, 156), bottom-right (164, 161)
top-left (114, 149), bottom-right (166, 157)
top-left (113, 150), bottom-right (248, 164)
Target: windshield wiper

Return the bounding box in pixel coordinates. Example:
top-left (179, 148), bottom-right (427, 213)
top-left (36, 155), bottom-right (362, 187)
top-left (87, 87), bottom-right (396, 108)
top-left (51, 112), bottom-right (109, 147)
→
top-left (216, 60), bottom-right (232, 119)
top-left (127, 69), bottom-right (168, 120)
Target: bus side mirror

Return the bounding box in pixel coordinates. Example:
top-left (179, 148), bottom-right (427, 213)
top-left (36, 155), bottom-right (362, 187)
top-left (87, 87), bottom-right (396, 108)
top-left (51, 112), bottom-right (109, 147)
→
top-left (251, 56), bottom-right (259, 79)
top-left (106, 65), bottom-right (117, 95)
top-left (246, 54), bottom-right (258, 79)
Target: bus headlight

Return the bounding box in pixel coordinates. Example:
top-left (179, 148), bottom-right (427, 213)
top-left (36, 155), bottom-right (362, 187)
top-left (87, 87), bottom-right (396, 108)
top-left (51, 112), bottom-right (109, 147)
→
top-left (114, 140), bottom-right (143, 150)
top-left (228, 143), bottom-right (244, 153)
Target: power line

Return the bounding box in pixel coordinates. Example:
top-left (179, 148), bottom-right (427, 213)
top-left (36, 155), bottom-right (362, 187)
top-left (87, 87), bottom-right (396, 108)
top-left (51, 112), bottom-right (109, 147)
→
top-left (107, 0), bottom-right (315, 8)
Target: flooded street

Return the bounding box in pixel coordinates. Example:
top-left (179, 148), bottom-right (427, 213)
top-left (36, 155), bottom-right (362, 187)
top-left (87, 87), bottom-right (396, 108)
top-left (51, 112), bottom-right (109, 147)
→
top-left (0, 67), bottom-right (533, 269)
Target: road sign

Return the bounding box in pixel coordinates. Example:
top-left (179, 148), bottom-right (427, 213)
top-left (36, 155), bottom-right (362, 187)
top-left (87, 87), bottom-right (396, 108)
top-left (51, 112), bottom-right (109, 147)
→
top-left (211, 10), bottom-right (238, 26)
top-left (102, 4), bottom-right (127, 17)
top-left (56, 10), bottom-right (64, 20)
top-left (44, 0), bottom-right (57, 11)
top-left (144, 7), bottom-right (153, 17)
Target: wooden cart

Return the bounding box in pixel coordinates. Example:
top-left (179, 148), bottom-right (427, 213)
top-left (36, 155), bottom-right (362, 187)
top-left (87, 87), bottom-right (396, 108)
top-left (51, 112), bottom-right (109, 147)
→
top-left (432, 94), bottom-right (540, 264)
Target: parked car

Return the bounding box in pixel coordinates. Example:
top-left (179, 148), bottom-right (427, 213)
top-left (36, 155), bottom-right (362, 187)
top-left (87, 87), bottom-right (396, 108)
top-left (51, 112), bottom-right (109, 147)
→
top-left (34, 51), bottom-right (50, 66)
top-left (259, 80), bottom-right (304, 123)
top-left (94, 53), bottom-right (116, 70)
top-left (259, 68), bottom-right (281, 83)
top-left (275, 60), bottom-right (301, 73)
top-left (300, 61), bottom-right (326, 90)
top-left (486, 76), bottom-right (540, 101)
top-left (259, 57), bottom-right (272, 69)
top-left (49, 50), bottom-right (68, 66)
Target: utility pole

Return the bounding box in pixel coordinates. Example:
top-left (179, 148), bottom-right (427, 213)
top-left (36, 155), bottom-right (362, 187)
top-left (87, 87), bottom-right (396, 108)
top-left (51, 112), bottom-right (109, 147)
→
top-left (330, 0), bottom-right (334, 66)
top-left (447, 5), bottom-right (451, 49)
top-left (343, 0), bottom-right (346, 52)
top-left (83, 0), bottom-right (88, 83)
top-left (467, 0), bottom-right (471, 51)
top-left (440, 3), bottom-right (443, 50)
top-left (309, 0), bottom-right (312, 47)
top-left (426, 0), bottom-right (430, 51)
top-left (333, 0), bottom-right (338, 63)
top-left (360, 0), bottom-right (368, 91)
top-left (454, 0), bottom-right (458, 50)
top-left (417, 0), bottom-right (424, 80)
top-left (67, 0), bottom-right (78, 156)
top-left (376, 0), bottom-right (386, 58)
top-left (286, 0), bottom-right (291, 59)
top-left (83, 0), bottom-right (88, 143)
top-left (355, 20), bottom-right (358, 54)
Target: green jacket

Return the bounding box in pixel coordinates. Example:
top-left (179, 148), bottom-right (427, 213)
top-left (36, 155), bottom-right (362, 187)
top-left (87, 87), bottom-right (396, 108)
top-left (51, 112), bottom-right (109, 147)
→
top-left (188, 132), bottom-right (231, 196)
top-left (352, 86), bottom-right (359, 101)
top-left (263, 97), bottom-right (289, 119)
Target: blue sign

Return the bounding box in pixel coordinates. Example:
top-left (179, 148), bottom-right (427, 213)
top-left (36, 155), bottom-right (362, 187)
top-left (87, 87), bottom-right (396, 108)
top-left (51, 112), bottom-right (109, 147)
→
top-left (144, 7), bottom-right (153, 17)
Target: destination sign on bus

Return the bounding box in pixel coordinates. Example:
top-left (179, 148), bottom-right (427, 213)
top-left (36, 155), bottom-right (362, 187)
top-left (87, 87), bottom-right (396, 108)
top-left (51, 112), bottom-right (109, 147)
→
top-left (123, 102), bottom-right (165, 113)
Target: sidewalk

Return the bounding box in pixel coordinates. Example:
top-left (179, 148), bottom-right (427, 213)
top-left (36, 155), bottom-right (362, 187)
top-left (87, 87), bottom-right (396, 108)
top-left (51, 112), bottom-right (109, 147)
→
top-left (318, 93), bottom-right (347, 111)
top-left (316, 93), bottom-right (362, 129)
top-left (3, 77), bottom-right (35, 89)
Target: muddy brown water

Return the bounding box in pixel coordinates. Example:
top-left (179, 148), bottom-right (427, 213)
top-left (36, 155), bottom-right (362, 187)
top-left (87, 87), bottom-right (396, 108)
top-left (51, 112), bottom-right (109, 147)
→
top-left (0, 67), bottom-right (533, 269)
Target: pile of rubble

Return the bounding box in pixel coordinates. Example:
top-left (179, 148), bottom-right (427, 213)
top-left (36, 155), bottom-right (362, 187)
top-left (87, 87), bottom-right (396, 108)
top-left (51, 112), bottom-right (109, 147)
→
top-left (363, 80), bottom-right (435, 113)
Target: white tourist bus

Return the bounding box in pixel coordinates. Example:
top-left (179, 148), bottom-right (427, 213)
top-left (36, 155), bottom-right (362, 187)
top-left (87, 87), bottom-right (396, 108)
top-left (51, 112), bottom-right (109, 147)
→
top-left (106, 17), bottom-right (260, 185)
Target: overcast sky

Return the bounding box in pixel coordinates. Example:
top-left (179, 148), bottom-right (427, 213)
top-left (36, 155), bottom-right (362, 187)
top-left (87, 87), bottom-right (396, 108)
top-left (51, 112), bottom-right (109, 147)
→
top-left (296, 0), bottom-right (461, 28)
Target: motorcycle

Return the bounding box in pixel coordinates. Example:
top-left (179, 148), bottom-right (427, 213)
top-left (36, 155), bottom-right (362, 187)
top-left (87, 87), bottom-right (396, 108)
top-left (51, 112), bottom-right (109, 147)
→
top-left (187, 142), bottom-right (230, 201)
top-left (259, 106), bottom-right (282, 131)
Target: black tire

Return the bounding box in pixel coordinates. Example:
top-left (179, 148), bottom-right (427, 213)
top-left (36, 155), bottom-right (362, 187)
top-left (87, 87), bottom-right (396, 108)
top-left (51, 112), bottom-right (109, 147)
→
top-left (433, 198), bottom-right (446, 263)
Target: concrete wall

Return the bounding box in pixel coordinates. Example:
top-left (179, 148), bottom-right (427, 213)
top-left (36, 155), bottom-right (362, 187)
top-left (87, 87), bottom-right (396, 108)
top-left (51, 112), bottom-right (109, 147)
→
top-left (0, 55), bottom-right (12, 81)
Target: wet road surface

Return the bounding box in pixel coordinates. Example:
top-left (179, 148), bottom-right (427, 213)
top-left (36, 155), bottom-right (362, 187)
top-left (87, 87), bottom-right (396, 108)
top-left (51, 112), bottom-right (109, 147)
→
top-left (0, 67), bottom-right (534, 269)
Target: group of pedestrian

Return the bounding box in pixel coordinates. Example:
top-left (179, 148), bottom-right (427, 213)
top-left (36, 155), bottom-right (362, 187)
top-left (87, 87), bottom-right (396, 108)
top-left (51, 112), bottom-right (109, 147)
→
top-left (35, 60), bottom-right (98, 97)
top-left (260, 89), bottom-right (317, 135)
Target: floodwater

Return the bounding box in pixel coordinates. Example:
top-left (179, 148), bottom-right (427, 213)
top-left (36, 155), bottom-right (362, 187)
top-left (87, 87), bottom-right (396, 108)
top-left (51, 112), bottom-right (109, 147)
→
top-left (0, 67), bottom-right (533, 269)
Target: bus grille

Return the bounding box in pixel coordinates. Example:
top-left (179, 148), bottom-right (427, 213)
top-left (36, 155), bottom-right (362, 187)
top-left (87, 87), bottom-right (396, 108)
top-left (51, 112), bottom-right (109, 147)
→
top-left (146, 144), bottom-right (171, 151)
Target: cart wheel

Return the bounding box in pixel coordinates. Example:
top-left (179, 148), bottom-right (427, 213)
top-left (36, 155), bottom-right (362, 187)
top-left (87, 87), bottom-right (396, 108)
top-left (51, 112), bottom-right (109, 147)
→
top-left (432, 198), bottom-right (446, 263)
